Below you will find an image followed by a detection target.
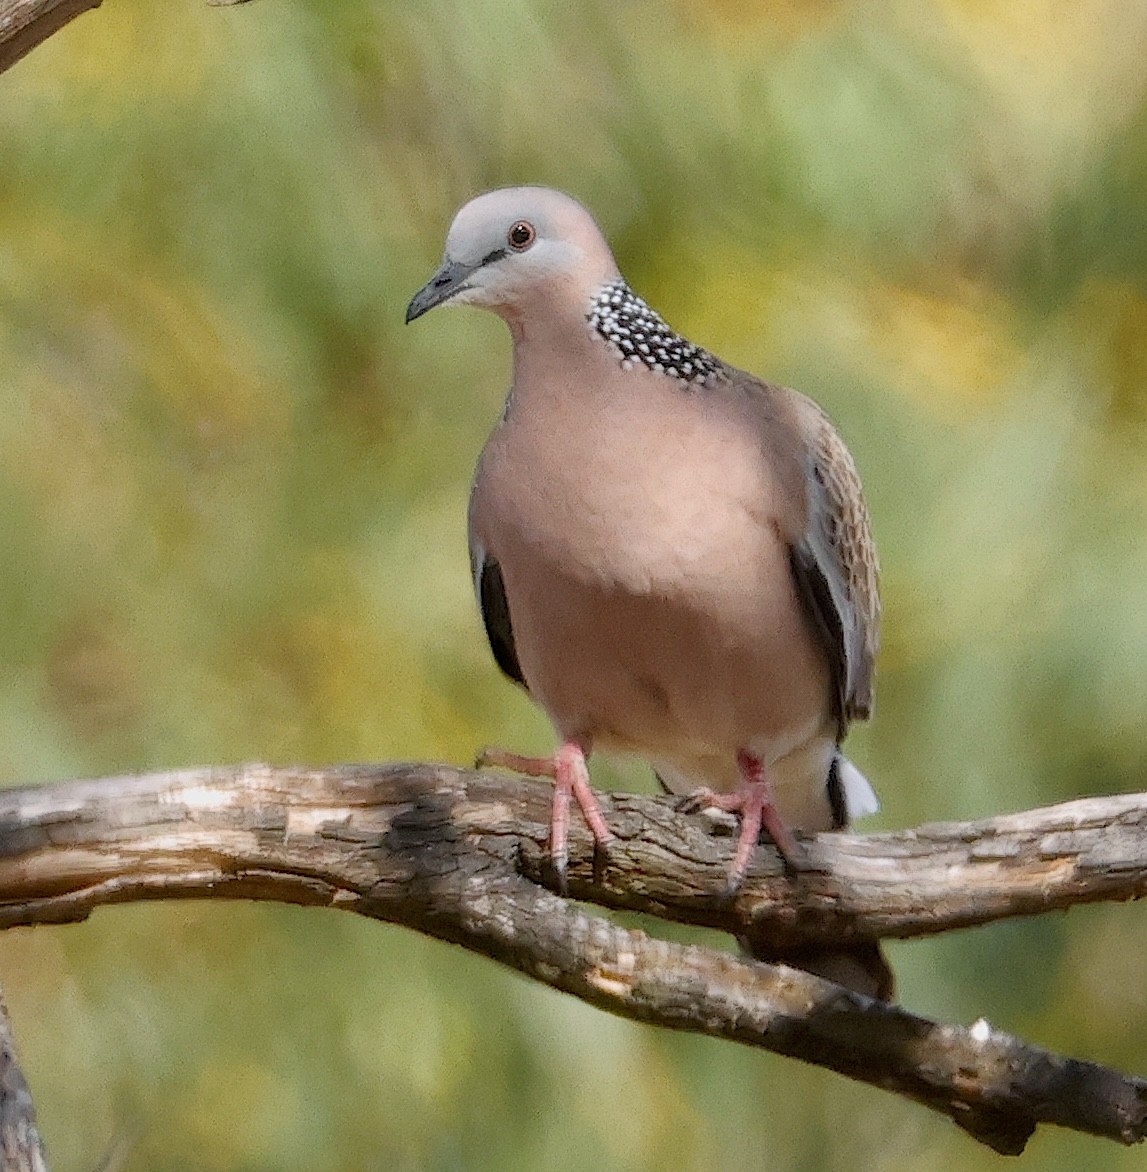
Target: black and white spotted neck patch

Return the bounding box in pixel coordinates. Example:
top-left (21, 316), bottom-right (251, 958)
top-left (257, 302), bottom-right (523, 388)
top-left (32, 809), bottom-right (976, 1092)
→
top-left (587, 279), bottom-right (722, 386)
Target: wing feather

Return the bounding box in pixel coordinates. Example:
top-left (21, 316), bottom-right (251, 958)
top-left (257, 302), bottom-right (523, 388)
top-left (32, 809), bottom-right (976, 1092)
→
top-left (787, 397), bottom-right (880, 734)
top-left (473, 548), bottom-right (526, 688)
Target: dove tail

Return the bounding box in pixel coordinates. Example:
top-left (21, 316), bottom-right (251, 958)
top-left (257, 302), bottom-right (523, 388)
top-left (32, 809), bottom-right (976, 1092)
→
top-left (828, 755), bottom-right (880, 828)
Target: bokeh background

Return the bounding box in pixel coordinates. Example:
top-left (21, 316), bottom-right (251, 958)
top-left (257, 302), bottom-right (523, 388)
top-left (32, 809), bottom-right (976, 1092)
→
top-left (3, 0), bottom-right (1147, 1168)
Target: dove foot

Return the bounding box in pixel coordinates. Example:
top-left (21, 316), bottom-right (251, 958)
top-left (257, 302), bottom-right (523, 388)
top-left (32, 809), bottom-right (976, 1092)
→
top-left (679, 749), bottom-right (806, 893)
top-left (477, 739), bottom-right (613, 892)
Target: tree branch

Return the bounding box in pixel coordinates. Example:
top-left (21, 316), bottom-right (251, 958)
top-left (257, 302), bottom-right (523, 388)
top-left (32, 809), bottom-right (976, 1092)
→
top-left (0, 0), bottom-right (102, 75)
top-left (0, 763), bottom-right (1144, 1156)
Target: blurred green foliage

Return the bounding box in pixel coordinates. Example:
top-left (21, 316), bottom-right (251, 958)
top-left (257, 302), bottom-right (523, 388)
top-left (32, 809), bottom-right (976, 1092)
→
top-left (3, 0), bottom-right (1147, 1167)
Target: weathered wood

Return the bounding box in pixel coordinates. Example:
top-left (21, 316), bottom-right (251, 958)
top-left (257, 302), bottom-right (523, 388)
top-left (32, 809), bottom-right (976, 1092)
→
top-left (0, 762), bottom-right (1144, 1155)
top-left (4, 764), bottom-right (1146, 946)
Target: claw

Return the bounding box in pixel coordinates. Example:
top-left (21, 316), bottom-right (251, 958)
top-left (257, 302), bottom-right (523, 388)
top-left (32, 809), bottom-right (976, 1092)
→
top-left (674, 788), bottom-right (720, 817)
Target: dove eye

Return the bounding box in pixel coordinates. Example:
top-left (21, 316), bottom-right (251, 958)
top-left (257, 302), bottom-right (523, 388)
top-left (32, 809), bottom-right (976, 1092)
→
top-left (508, 221), bottom-right (536, 250)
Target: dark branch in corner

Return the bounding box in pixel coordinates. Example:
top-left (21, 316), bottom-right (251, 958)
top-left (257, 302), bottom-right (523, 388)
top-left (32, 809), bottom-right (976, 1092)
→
top-left (0, 0), bottom-right (103, 75)
top-left (0, 990), bottom-right (48, 1172)
top-left (0, 762), bottom-right (1144, 1157)
top-left (0, 0), bottom-right (254, 76)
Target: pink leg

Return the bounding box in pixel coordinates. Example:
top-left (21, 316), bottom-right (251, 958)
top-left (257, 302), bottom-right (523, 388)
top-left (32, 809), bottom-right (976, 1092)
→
top-left (733, 749), bottom-right (801, 878)
top-left (550, 740), bottom-right (613, 881)
top-left (477, 739), bottom-right (614, 889)
top-left (681, 749), bottom-right (803, 891)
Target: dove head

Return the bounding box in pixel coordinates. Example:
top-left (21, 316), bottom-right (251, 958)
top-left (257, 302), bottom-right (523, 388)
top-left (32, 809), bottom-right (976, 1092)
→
top-left (405, 187), bottom-right (621, 326)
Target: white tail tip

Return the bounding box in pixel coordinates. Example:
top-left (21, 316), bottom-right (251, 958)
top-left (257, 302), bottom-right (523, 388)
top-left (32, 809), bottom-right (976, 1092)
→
top-left (838, 757), bottom-right (880, 820)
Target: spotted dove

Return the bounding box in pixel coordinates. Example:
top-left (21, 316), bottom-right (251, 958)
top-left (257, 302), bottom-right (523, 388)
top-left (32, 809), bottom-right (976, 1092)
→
top-left (406, 187), bottom-right (890, 999)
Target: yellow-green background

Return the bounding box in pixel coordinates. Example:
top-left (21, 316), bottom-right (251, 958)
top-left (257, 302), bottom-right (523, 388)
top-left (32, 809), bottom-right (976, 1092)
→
top-left (3, 0), bottom-right (1147, 1168)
